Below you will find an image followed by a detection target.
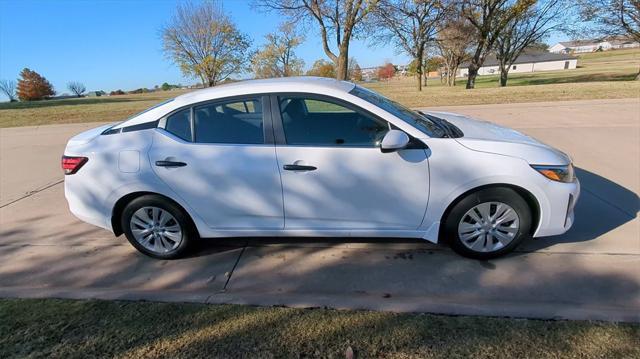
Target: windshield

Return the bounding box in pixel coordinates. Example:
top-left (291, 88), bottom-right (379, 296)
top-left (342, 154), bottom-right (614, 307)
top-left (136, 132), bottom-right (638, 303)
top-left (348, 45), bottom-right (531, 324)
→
top-left (349, 86), bottom-right (446, 138)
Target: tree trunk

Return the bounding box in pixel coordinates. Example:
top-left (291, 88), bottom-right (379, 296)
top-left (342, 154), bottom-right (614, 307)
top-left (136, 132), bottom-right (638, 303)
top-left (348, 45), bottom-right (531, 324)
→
top-left (499, 65), bottom-right (509, 87)
top-left (335, 45), bottom-right (349, 81)
top-left (466, 62), bottom-right (479, 89)
top-left (416, 58), bottom-right (423, 91)
top-left (452, 66), bottom-right (459, 86)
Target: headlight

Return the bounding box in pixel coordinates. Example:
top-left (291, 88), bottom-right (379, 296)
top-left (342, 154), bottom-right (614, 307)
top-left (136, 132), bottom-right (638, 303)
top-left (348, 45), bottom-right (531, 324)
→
top-left (531, 164), bottom-right (575, 183)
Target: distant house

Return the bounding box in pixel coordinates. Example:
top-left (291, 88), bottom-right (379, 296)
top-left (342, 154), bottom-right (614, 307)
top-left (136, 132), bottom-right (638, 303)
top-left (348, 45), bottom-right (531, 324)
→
top-left (549, 37), bottom-right (640, 53)
top-left (458, 52), bottom-right (577, 77)
top-left (86, 91), bottom-right (106, 97)
top-left (359, 67), bottom-right (379, 81)
top-left (50, 93), bottom-right (77, 100)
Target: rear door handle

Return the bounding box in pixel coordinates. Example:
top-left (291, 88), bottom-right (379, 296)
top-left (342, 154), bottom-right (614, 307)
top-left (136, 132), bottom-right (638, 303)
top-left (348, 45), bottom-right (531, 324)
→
top-left (283, 164), bottom-right (317, 171)
top-left (155, 160), bottom-right (187, 167)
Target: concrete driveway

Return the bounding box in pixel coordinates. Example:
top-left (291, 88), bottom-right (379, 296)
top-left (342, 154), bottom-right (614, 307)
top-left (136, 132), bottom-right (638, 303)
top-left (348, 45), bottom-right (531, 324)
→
top-left (1, 98), bottom-right (638, 321)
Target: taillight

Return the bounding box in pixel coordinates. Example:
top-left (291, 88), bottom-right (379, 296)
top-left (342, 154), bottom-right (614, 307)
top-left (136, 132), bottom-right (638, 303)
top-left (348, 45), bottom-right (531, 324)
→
top-left (62, 156), bottom-right (88, 175)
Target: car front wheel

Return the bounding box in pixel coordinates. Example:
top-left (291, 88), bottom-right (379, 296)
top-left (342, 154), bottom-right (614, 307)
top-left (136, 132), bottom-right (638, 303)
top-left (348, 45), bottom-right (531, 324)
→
top-left (121, 195), bottom-right (194, 259)
top-left (443, 187), bottom-right (532, 259)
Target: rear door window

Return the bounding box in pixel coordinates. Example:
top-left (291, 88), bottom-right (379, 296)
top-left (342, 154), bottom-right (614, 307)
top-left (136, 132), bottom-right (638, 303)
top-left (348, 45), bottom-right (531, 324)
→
top-left (164, 109), bottom-right (192, 141)
top-left (194, 98), bottom-right (264, 144)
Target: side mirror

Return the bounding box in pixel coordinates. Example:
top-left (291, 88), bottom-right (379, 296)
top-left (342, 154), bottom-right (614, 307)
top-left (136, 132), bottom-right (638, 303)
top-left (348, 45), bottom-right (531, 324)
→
top-left (380, 130), bottom-right (410, 153)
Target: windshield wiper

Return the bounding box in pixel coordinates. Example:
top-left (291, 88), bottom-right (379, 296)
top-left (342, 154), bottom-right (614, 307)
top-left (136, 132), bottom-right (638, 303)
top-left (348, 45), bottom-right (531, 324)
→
top-left (418, 111), bottom-right (451, 138)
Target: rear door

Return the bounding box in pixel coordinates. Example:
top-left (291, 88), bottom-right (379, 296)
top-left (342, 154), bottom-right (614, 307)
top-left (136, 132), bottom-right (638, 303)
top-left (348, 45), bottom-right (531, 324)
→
top-left (271, 94), bottom-right (430, 230)
top-left (149, 96), bottom-right (284, 230)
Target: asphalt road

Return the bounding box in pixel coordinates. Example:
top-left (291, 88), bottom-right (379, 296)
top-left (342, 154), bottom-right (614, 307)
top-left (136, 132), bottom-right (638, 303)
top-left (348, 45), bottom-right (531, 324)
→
top-left (0, 98), bottom-right (638, 321)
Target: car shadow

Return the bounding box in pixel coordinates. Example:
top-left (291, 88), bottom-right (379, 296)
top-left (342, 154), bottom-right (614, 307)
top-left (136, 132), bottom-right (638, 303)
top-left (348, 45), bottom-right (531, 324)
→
top-left (522, 167), bottom-right (639, 252)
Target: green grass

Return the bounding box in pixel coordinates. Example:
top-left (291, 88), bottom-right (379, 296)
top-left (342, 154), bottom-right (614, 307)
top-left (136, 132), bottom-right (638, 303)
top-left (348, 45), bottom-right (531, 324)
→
top-left (0, 49), bottom-right (638, 128)
top-left (477, 48), bottom-right (640, 86)
top-left (1, 298), bottom-right (638, 358)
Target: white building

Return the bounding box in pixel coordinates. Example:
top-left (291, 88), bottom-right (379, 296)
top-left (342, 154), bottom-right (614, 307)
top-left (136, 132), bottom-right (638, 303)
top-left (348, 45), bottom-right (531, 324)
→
top-left (458, 53), bottom-right (577, 77)
top-left (549, 37), bottom-right (640, 54)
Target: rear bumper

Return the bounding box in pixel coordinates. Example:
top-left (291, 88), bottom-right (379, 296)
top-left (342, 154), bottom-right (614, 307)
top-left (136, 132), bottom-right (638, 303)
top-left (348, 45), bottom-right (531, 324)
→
top-left (533, 178), bottom-right (580, 237)
top-left (64, 178), bottom-right (113, 232)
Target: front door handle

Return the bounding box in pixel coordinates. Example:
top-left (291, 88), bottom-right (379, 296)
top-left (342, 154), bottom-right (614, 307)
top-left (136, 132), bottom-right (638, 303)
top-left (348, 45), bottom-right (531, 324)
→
top-left (155, 160), bottom-right (187, 167)
top-left (283, 164), bottom-right (317, 171)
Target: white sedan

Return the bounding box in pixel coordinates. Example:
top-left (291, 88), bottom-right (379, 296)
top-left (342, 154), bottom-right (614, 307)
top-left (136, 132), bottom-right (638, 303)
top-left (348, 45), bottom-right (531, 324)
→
top-left (63, 77), bottom-right (579, 259)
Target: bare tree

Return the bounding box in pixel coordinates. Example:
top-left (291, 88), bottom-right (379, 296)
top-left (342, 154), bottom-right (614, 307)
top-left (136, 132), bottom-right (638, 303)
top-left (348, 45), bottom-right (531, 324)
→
top-left (347, 57), bottom-right (360, 80)
top-left (67, 81), bottom-right (86, 97)
top-left (161, 1), bottom-right (252, 87)
top-left (577, 0), bottom-right (639, 42)
top-left (460, 0), bottom-right (536, 89)
top-left (436, 17), bottom-right (474, 86)
top-left (577, 0), bottom-right (640, 79)
top-left (256, 0), bottom-right (377, 80)
top-left (369, 0), bottom-right (449, 91)
top-left (423, 51), bottom-right (443, 85)
top-left (495, 0), bottom-right (565, 86)
top-left (252, 23), bottom-right (305, 78)
top-left (0, 79), bottom-right (17, 102)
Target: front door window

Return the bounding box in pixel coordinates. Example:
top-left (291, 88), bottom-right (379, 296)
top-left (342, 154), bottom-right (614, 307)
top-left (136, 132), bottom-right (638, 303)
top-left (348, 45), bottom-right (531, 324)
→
top-left (278, 97), bottom-right (389, 146)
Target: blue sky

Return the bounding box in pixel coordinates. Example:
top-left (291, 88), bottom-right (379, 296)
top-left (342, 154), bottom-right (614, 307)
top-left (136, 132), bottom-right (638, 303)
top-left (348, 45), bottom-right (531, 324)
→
top-left (0, 0), bottom-right (567, 99)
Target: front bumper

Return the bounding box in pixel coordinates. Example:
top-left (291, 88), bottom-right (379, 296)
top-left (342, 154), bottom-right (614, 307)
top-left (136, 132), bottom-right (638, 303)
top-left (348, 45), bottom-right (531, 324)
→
top-left (533, 178), bottom-right (580, 237)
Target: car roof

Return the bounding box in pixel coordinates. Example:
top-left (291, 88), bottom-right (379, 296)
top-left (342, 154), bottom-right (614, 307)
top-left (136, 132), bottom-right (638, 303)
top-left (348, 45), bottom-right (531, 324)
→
top-left (113, 77), bottom-right (356, 129)
top-left (174, 76), bottom-right (356, 105)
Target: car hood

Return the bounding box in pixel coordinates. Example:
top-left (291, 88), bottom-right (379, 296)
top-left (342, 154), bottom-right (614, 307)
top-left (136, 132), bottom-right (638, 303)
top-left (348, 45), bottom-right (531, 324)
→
top-left (425, 111), bottom-right (571, 165)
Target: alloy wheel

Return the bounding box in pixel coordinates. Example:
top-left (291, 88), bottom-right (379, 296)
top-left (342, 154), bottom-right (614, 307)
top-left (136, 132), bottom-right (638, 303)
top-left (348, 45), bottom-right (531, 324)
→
top-left (457, 201), bottom-right (520, 253)
top-left (130, 206), bottom-right (183, 253)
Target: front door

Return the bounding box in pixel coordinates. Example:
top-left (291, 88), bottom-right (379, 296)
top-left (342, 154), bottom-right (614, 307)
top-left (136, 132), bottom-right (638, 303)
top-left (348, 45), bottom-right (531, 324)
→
top-left (272, 95), bottom-right (430, 230)
top-left (149, 96), bottom-right (284, 230)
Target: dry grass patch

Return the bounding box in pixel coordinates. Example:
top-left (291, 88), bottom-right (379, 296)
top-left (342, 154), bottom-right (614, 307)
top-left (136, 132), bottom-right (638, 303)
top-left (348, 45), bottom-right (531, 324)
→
top-left (1, 298), bottom-right (638, 358)
top-left (0, 90), bottom-right (189, 128)
top-left (367, 80), bottom-right (640, 107)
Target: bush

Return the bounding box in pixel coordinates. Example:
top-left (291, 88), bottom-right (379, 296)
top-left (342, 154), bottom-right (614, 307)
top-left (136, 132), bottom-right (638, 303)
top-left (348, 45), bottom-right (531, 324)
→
top-left (128, 88), bottom-right (149, 94)
top-left (110, 89), bottom-right (125, 96)
top-left (306, 59), bottom-right (336, 78)
top-left (378, 63), bottom-right (395, 81)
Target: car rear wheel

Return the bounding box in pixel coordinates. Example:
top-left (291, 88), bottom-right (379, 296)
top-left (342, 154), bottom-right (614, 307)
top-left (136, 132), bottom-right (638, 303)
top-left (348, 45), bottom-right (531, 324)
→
top-left (443, 187), bottom-right (532, 259)
top-left (121, 195), bottom-right (194, 259)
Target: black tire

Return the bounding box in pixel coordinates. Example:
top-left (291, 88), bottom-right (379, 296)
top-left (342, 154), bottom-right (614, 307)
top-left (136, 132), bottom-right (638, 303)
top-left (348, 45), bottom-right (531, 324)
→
top-left (121, 195), bottom-right (195, 259)
top-left (442, 187), bottom-right (532, 259)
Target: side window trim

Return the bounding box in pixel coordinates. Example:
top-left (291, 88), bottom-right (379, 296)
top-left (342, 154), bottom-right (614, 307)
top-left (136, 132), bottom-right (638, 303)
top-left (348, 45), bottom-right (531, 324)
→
top-left (261, 95), bottom-right (275, 145)
top-left (269, 92), bottom-right (391, 148)
top-left (189, 106), bottom-right (195, 143)
top-left (157, 94), bottom-right (276, 146)
top-left (270, 95), bottom-right (287, 145)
